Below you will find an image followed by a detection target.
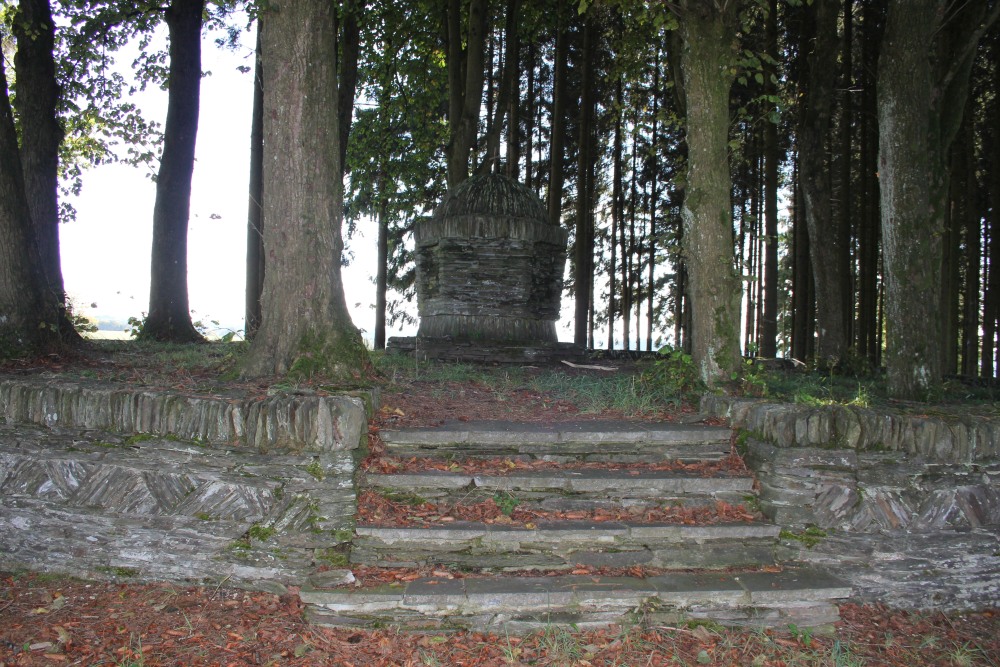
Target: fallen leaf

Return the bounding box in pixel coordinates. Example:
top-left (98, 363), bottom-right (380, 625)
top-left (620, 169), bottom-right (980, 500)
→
top-left (53, 625), bottom-right (71, 646)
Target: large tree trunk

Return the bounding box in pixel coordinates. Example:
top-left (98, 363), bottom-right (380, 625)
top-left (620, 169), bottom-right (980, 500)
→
top-left (337, 0), bottom-right (362, 178)
top-left (799, 0), bottom-right (848, 366)
top-left (245, 24), bottom-right (264, 340)
top-left (877, 0), bottom-right (996, 398)
top-left (677, 4), bottom-right (742, 385)
top-left (144, 0), bottom-right (205, 342)
top-left (0, 56), bottom-right (69, 356)
top-left (13, 0), bottom-right (65, 301)
top-left (241, 0), bottom-right (367, 379)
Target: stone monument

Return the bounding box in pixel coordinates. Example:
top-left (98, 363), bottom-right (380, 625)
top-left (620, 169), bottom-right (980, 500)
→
top-left (388, 173), bottom-right (583, 362)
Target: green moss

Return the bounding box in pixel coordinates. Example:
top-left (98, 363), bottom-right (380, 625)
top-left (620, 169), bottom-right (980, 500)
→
top-left (194, 512), bottom-right (215, 521)
top-left (96, 566), bottom-right (140, 578)
top-left (316, 548), bottom-right (350, 567)
top-left (331, 528), bottom-right (355, 544)
top-left (288, 328), bottom-right (370, 382)
top-left (380, 490), bottom-right (428, 506)
top-left (779, 526), bottom-right (828, 548)
top-left (305, 461), bottom-right (325, 481)
top-left (247, 523), bottom-right (277, 542)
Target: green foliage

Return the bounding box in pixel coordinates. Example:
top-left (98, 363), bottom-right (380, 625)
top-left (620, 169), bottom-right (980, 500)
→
top-left (641, 347), bottom-right (704, 399)
top-left (65, 298), bottom-right (98, 334)
top-left (492, 491), bottom-right (519, 517)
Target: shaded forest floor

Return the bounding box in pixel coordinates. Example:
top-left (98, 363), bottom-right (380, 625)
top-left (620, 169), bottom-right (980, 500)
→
top-left (2, 341), bottom-right (999, 665)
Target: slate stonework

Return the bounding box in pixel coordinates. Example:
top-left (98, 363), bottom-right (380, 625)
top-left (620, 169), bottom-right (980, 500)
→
top-left (702, 395), bottom-right (1000, 610)
top-left (0, 378), bottom-right (372, 589)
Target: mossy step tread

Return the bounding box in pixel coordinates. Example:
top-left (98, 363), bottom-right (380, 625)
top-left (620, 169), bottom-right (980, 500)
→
top-left (381, 420), bottom-right (732, 446)
top-left (367, 470), bottom-right (754, 494)
top-left (301, 568), bottom-right (851, 632)
top-left (381, 421), bottom-right (732, 462)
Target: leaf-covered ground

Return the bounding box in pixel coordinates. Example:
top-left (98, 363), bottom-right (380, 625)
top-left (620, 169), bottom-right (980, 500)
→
top-left (2, 572), bottom-right (999, 666)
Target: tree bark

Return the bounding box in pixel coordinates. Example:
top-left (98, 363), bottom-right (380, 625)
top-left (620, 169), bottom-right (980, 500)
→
top-left (13, 0), bottom-right (65, 301)
top-left (337, 0), bottom-right (362, 178)
top-left (241, 0), bottom-right (367, 379)
top-left (547, 11), bottom-right (569, 227)
top-left (677, 3), bottom-right (742, 385)
top-left (573, 15), bottom-right (596, 348)
top-left (857, 0), bottom-right (884, 362)
top-left (877, 0), bottom-right (996, 398)
top-left (759, 0), bottom-right (779, 358)
top-left (0, 55), bottom-right (69, 356)
top-left (799, 0), bottom-right (848, 366)
top-left (446, 0), bottom-right (488, 188)
top-left (374, 185), bottom-right (389, 350)
top-left (245, 24), bottom-right (264, 340)
top-left (144, 0), bottom-right (205, 342)
top-left (608, 76), bottom-right (623, 350)
top-left (478, 0), bottom-right (518, 175)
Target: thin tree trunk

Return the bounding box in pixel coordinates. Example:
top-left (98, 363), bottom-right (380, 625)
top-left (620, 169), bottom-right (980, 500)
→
top-left (245, 25), bottom-right (265, 340)
top-left (478, 0), bottom-right (519, 175)
top-left (958, 116), bottom-right (980, 377)
top-left (145, 0), bottom-right (205, 342)
top-left (608, 77), bottom-right (623, 350)
top-left (13, 0), bottom-right (65, 301)
top-left (573, 15), bottom-right (596, 348)
top-left (839, 0), bottom-right (854, 349)
top-left (505, 0), bottom-right (521, 176)
top-left (525, 43), bottom-right (535, 189)
top-left (446, 0), bottom-right (488, 188)
top-left (799, 0), bottom-right (847, 365)
top-left (646, 50), bottom-right (659, 352)
top-left (547, 12), bottom-right (568, 227)
top-left (791, 171), bottom-right (814, 362)
top-left (985, 54), bottom-right (1000, 377)
top-left (374, 180), bottom-right (389, 350)
top-left (760, 0), bottom-right (779, 358)
top-left (857, 0), bottom-right (883, 361)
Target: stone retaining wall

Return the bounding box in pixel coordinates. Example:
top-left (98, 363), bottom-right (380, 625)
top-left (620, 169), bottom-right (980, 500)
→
top-left (702, 395), bottom-right (1000, 610)
top-left (0, 378), bottom-right (373, 591)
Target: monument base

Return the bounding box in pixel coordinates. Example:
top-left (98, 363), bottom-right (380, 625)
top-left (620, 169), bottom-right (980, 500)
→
top-left (385, 336), bottom-right (588, 364)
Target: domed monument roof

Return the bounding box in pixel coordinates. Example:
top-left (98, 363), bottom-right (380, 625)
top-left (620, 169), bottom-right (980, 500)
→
top-left (432, 173), bottom-right (547, 222)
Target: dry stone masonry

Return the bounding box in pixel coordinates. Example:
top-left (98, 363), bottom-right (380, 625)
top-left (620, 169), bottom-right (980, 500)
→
top-left (702, 395), bottom-right (1000, 610)
top-left (0, 377), bottom-right (371, 590)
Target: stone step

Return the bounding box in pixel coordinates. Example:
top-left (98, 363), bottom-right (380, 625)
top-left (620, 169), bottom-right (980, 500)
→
top-left (365, 469), bottom-right (753, 509)
top-left (302, 568), bottom-right (852, 632)
top-left (379, 420), bottom-right (733, 462)
top-left (351, 521), bottom-right (781, 570)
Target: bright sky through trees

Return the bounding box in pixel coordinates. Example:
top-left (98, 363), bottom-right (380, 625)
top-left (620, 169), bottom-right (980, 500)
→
top-left (58, 22), bottom-right (394, 341)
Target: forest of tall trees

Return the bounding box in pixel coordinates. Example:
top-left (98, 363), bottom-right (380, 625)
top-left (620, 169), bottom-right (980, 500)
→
top-left (2, 0), bottom-right (1000, 398)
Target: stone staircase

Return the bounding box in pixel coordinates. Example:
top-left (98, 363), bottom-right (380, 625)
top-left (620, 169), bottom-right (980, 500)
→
top-left (302, 421), bottom-right (851, 632)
